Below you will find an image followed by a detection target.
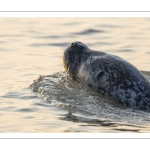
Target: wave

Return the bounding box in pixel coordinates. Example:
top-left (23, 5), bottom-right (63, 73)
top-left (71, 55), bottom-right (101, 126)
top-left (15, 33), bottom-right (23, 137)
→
top-left (30, 71), bottom-right (150, 127)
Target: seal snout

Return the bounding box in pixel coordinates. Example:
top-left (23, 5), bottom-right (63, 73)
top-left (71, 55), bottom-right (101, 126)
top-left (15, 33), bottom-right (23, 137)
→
top-left (69, 41), bottom-right (81, 49)
top-left (68, 41), bottom-right (89, 51)
top-left (63, 41), bottom-right (90, 80)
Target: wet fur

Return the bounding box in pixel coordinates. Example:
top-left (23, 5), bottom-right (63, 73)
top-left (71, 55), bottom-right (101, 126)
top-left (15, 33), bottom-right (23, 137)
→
top-left (63, 42), bottom-right (150, 111)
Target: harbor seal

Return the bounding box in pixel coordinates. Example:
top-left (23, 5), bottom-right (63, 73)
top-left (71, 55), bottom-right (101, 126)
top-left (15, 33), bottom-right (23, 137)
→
top-left (63, 41), bottom-right (150, 111)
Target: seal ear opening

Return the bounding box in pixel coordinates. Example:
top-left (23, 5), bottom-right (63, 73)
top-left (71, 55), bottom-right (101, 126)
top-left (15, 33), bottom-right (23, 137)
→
top-left (97, 71), bottom-right (104, 79)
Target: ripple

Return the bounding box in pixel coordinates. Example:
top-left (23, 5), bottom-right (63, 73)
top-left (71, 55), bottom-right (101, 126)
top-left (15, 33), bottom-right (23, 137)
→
top-left (0, 106), bottom-right (16, 111)
top-left (36, 35), bottom-right (60, 39)
top-left (98, 24), bottom-right (127, 28)
top-left (85, 41), bottom-right (117, 47)
top-left (16, 108), bottom-right (35, 112)
top-left (114, 128), bottom-right (139, 132)
top-left (0, 48), bottom-right (9, 51)
top-left (146, 52), bottom-right (150, 54)
top-left (33, 102), bottom-right (51, 108)
top-left (24, 29), bottom-right (41, 34)
top-left (28, 42), bottom-right (69, 47)
top-left (113, 49), bottom-right (134, 53)
top-left (62, 22), bottom-right (83, 26)
top-left (0, 34), bottom-right (23, 37)
top-left (23, 116), bottom-right (35, 119)
top-left (2, 90), bottom-right (38, 100)
top-left (0, 41), bottom-right (5, 43)
top-left (142, 71), bottom-right (150, 77)
top-left (126, 36), bottom-right (147, 40)
top-left (73, 29), bottom-right (105, 35)
top-left (30, 72), bottom-right (150, 127)
top-left (59, 113), bottom-right (144, 132)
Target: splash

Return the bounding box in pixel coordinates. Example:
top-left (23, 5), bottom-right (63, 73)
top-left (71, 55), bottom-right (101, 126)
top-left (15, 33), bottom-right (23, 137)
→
top-left (30, 71), bottom-right (150, 126)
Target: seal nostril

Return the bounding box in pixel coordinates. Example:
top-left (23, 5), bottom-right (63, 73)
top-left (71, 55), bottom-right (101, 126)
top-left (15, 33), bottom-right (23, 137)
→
top-left (71, 42), bottom-right (74, 46)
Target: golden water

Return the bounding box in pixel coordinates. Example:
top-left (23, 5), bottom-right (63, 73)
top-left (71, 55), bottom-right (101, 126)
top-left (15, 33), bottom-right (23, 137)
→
top-left (1, 18), bottom-right (150, 132)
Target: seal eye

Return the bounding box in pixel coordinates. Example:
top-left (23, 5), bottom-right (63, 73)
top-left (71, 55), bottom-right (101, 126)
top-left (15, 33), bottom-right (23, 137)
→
top-left (97, 71), bottom-right (104, 79)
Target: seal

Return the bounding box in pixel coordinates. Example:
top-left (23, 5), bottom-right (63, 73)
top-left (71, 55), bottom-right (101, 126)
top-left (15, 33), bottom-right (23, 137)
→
top-left (63, 41), bottom-right (150, 111)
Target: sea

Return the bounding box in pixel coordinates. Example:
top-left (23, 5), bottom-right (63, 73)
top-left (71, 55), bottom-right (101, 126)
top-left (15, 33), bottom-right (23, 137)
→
top-left (1, 17), bottom-right (150, 132)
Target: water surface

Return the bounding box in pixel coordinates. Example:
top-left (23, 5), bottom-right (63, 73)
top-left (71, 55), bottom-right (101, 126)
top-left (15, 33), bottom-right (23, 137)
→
top-left (1, 18), bottom-right (150, 132)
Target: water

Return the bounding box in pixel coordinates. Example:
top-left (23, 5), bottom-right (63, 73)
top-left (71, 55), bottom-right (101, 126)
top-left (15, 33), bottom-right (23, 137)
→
top-left (1, 18), bottom-right (150, 132)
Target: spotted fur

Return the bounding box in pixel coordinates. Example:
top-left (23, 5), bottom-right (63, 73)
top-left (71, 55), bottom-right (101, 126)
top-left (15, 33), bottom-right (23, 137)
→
top-left (63, 41), bottom-right (150, 111)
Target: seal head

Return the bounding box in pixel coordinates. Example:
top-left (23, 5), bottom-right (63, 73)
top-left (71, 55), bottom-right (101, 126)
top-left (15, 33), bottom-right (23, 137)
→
top-left (63, 42), bottom-right (90, 79)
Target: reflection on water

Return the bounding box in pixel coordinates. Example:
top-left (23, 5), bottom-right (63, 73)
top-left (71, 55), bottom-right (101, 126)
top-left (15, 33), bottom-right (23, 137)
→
top-left (60, 113), bottom-right (143, 132)
top-left (1, 18), bottom-right (150, 132)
